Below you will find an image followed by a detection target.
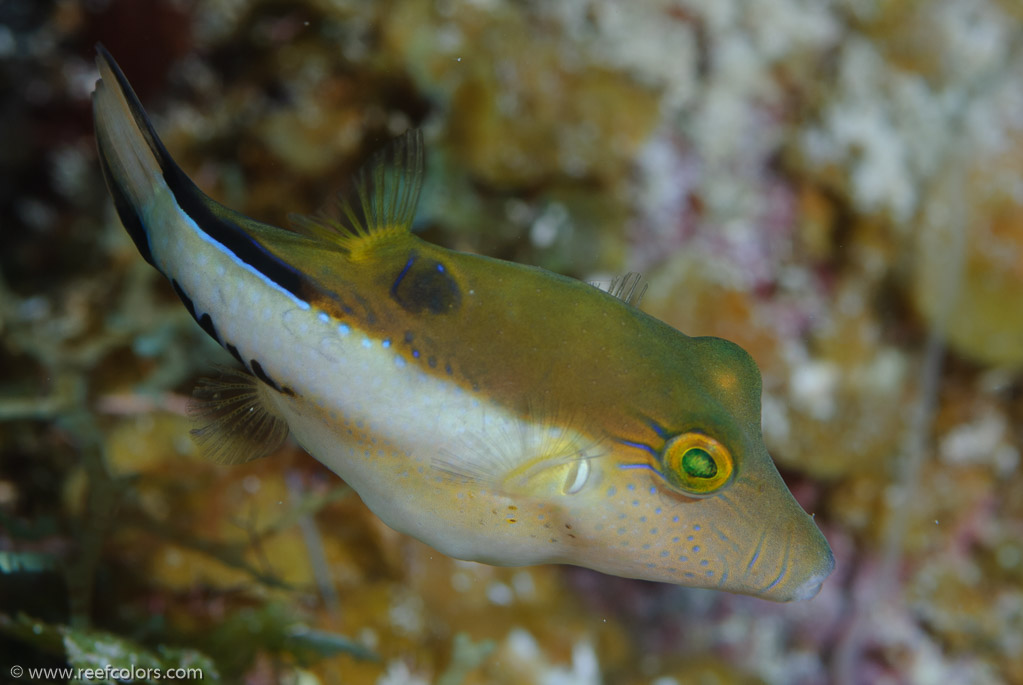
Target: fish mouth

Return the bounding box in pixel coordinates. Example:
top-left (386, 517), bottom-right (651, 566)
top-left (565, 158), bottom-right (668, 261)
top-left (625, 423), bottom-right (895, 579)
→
top-left (785, 546), bottom-right (835, 600)
top-left (750, 521), bottom-right (835, 602)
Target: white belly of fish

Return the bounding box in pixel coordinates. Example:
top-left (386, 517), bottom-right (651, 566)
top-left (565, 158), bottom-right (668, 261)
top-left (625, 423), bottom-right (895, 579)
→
top-left (267, 331), bottom-right (582, 566)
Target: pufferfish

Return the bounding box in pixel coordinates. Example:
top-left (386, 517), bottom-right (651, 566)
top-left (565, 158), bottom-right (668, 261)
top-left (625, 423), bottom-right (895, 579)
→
top-left (92, 45), bottom-right (834, 601)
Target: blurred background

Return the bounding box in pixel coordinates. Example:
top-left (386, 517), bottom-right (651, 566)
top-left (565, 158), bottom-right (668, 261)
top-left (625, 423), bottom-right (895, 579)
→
top-left (2, 1), bottom-right (1023, 683)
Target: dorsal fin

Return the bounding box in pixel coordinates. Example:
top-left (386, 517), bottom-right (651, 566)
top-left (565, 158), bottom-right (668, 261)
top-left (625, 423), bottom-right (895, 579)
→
top-left (189, 366), bottom-right (289, 464)
top-left (594, 272), bottom-right (648, 307)
top-left (289, 129), bottom-right (424, 260)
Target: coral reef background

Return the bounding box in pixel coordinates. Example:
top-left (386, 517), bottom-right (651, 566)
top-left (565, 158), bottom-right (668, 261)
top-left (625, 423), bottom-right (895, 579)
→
top-left (2, 1), bottom-right (1023, 683)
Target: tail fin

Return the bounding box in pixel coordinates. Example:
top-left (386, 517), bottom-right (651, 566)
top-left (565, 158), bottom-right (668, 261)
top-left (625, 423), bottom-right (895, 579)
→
top-left (91, 43), bottom-right (175, 266)
top-left (91, 44), bottom-right (318, 295)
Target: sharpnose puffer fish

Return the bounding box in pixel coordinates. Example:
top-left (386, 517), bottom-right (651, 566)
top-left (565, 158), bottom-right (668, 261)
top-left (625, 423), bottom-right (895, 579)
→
top-left (92, 45), bottom-right (834, 601)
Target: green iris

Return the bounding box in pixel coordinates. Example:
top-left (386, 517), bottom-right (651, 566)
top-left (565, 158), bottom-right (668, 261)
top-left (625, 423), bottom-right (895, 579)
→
top-left (681, 448), bottom-right (717, 479)
top-left (659, 434), bottom-right (733, 496)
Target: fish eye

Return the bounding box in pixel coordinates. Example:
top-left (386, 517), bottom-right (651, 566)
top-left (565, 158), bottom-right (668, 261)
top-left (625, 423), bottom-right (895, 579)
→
top-left (660, 433), bottom-right (734, 496)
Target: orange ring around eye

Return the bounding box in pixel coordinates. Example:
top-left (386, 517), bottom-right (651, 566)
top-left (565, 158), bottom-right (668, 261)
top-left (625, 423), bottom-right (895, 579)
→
top-left (661, 433), bottom-right (734, 496)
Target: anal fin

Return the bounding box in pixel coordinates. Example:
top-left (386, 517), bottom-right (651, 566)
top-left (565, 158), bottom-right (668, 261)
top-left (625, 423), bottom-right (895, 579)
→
top-left (189, 366), bottom-right (289, 464)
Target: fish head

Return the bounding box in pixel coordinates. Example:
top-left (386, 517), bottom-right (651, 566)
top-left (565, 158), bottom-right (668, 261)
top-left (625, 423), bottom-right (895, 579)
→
top-left (547, 336), bottom-right (835, 601)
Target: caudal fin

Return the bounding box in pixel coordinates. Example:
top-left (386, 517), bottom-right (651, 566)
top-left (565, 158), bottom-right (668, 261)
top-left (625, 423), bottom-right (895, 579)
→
top-left (92, 44), bottom-right (321, 282)
top-left (91, 43), bottom-right (176, 266)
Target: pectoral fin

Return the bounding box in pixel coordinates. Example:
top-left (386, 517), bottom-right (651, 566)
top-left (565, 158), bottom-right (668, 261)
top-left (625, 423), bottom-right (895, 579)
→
top-left (432, 402), bottom-right (604, 498)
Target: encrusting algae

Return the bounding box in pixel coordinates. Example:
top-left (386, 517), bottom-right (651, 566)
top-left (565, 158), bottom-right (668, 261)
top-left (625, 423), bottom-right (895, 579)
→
top-left (91, 44), bottom-right (833, 602)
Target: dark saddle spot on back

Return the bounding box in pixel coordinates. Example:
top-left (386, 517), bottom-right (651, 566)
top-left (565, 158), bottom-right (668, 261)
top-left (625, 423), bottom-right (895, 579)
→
top-left (391, 253), bottom-right (461, 315)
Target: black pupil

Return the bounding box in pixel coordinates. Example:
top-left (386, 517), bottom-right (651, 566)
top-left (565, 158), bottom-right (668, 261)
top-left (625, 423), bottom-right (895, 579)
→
top-left (681, 448), bottom-right (717, 479)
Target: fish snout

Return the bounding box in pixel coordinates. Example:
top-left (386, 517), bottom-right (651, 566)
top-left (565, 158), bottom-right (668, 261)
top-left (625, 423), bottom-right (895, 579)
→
top-left (743, 516), bottom-right (835, 602)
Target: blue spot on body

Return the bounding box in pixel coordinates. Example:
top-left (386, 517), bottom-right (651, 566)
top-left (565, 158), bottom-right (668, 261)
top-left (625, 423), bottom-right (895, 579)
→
top-left (412, 349), bottom-right (420, 358)
top-left (361, 338), bottom-right (372, 348)
top-left (672, 516), bottom-right (680, 523)
top-left (692, 545), bottom-right (700, 553)
top-left (687, 535), bottom-right (694, 541)
top-left (383, 339), bottom-right (391, 348)
top-left (632, 500), bottom-right (640, 507)
top-left (642, 543), bottom-right (651, 550)
top-left (395, 355), bottom-right (407, 368)
top-left (338, 323), bottom-right (351, 336)
top-left (693, 524), bottom-right (702, 531)
top-left (654, 507), bottom-right (662, 515)
top-left (627, 484), bottom-right (635, 491)
top-left (617, 527), bottom-right (626, 535)
top-left (700, 560), bottom-right (709, 566)
top-left (318, 312), bottom-right (329, 323)
top-left (660, 550), bottom-right (669, 557)
top-left (672, 536), bottom-right (680, 543)
top-left (639, 516), bottom-right (647, 523)
top-left (649, 486), bottom-right (656, 495)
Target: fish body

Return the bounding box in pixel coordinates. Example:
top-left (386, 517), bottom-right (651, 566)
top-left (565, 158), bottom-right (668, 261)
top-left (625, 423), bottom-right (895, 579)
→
top-left (92, 45), bottom-right (834, 600)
